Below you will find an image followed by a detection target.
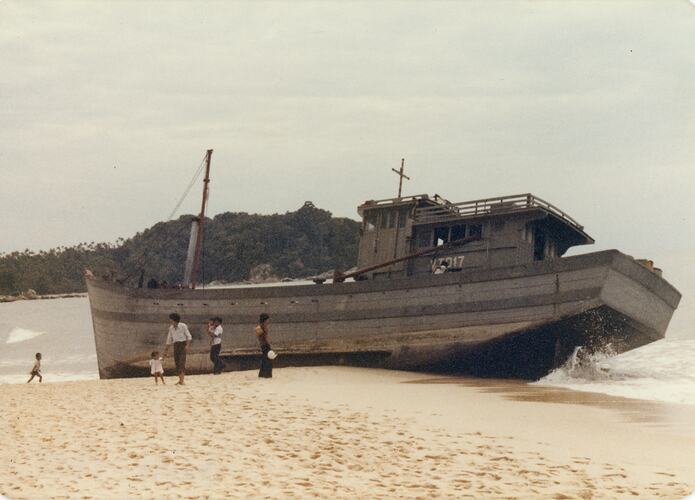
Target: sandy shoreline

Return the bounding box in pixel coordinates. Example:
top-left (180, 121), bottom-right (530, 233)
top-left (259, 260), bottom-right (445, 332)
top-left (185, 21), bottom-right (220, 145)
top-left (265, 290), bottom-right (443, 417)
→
top-left (2, 367), bottom-right (694, 499)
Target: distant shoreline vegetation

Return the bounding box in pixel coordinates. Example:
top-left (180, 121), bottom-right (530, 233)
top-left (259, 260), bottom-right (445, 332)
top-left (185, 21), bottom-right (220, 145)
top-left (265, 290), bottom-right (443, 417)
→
top-left (0, 202), bottom-right (360, 296)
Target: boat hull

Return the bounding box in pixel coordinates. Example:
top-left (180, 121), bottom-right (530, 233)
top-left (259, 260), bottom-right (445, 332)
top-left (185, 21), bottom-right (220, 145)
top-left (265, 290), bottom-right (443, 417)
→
top-left (86, 250), bottom-right (680, 380)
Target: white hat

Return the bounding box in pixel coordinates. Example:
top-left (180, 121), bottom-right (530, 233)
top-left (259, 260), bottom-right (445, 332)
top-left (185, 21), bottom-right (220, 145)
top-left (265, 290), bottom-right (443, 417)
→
top-left (267, 350), bottom-right (278, 360)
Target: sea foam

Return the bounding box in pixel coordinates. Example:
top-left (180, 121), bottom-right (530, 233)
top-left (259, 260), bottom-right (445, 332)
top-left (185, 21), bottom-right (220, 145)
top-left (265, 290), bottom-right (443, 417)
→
top-left (0, 371), bottom-right (98, 385)
top-left (536, 338), bottom-right (695, 405)
top-left (5, 327), bottom-right (47, 344)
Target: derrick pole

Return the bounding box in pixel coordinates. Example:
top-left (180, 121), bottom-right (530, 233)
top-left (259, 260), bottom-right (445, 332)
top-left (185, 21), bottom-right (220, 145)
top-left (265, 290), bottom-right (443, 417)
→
top-left (190, 149), bottom-right (213, 289)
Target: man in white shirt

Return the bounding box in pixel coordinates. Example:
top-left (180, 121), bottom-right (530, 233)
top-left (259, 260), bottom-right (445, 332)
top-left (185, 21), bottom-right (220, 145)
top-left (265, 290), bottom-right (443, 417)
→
top-left (163, 312), bottom-right (192, 385)
top-left (207, 316), bottom-right (225, 374)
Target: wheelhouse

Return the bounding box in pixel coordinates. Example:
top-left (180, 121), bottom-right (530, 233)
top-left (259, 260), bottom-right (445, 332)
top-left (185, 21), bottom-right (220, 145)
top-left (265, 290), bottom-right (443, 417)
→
top-left (356, 193), bottom-right (594, 280)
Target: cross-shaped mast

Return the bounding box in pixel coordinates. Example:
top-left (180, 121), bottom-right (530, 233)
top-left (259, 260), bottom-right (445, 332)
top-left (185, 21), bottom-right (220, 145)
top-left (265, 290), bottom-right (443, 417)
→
top-left (391, 158), bottom-right (410, 199)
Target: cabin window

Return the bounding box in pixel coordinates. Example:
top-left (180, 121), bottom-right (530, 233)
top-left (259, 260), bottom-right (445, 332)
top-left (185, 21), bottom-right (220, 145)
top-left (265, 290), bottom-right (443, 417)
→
top-left (388, 210), bottom-right (396, 229)
top-left (534, 229), bottom-right (546, 261)
top-left (469, 224), bottom-right (482, 238)
top-left (364, 213), bottom-right (377, 232)
top-left (380, 211), bottom-right (389, 229)
top-left (398, 207), bottom-right (409, 228)
top-left (434, 226), bottom-right (450, 246)
top-left (417, 230), bottom-right (432, 248)
top-left (451, 224), bottom-right (466, 242)
top-left (522, 224), bottom-right (533, 243)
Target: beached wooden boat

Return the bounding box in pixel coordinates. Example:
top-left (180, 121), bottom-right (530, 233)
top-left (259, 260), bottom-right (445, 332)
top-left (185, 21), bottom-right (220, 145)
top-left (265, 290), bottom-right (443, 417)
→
top-left (86, 153), bottom-right (681, 379)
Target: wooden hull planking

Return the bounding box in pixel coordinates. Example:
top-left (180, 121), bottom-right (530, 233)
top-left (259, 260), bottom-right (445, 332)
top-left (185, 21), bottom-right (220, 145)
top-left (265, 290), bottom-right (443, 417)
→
top-left (86, 250), bottom-right (680, 380)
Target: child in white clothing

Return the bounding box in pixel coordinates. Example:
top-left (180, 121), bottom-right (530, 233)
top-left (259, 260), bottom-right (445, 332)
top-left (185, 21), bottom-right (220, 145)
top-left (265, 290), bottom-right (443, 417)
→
top-left (150, 351), bottom-right (165, 384)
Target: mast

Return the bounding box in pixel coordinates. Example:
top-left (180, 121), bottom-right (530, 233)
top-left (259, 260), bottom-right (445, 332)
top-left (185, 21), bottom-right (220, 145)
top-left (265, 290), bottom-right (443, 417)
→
top-left (391, 158), bottom-right (410, 199)
top-left (190, 149), bottom-right (213, 289)
top-left (391, 158), bottom-right (410, 258)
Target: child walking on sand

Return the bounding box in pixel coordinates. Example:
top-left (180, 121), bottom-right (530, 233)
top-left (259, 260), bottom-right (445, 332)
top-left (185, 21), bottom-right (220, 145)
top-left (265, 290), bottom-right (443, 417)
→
top-left (150, 351), bottom-right (165, 384)
top-left (27, 353), bottom-right (42, 383)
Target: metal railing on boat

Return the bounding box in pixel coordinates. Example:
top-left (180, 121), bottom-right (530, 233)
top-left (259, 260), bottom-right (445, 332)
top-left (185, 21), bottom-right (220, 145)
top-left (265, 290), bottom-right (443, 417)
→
top-left (413, 193), bottom-right (584, 230)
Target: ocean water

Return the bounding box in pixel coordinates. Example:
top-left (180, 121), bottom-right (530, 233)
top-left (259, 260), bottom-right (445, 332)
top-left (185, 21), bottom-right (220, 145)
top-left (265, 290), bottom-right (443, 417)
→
top-left (1, 297), bottom-right (694, 406)
top-left (0, 297), bottom-right (98, 384)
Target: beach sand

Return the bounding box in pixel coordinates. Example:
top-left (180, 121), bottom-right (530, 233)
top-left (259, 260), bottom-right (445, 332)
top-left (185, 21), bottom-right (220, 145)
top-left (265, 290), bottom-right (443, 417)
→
top-left (1, 367), bottom-right (694, 499)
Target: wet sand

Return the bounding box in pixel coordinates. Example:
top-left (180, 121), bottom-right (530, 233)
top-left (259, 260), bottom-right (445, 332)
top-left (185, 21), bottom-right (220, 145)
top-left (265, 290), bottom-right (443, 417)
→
top-left (1, 367), bottom-right (694, 499)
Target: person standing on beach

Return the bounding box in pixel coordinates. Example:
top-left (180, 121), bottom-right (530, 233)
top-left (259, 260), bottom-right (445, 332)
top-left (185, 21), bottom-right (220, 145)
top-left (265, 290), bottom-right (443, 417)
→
top-left (255, 313), bottom-right (273, 378)
top-left (26, 352), bottom-right (42, 383)
top-left (207, 316), bottom-right (225, 374)
top-left (163, 313), bottom-right (192, 385)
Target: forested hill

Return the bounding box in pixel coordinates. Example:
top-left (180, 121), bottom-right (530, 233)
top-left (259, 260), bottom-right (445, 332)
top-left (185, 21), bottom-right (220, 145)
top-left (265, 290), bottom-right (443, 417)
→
top-left (0, 202), bottom-right (361, 295)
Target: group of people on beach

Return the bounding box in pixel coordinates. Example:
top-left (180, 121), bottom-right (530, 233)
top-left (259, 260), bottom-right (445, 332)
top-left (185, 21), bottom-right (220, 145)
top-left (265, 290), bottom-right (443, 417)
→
top-left (148, 312), bottom-right (274, 385)
top-left (27, 312), bottom-right (275, 384)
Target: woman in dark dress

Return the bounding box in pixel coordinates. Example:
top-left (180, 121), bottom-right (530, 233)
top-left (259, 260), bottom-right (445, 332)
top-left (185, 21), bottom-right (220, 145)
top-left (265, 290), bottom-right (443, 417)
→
top-left (255, 313), bottom-right (272, 378)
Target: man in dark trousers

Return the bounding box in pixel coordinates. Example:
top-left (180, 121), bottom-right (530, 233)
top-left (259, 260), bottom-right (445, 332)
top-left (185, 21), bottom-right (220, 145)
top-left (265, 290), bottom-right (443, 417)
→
top-left (163, 312), bottom-right (192, 385)
top-left (207, 316), bottom-right (225, 374)
top-left (254, 313), bottom-right (273, 378)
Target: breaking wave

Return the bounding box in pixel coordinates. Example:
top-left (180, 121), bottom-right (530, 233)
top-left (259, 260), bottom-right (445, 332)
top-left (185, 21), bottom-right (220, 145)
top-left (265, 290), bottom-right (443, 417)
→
top-left (535, 338), bottom-right (695, 405)
top-left (5, 327), bottom-right (47, 344)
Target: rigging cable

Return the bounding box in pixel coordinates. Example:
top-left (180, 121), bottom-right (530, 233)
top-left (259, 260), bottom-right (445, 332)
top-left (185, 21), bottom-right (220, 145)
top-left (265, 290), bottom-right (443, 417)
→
top-left (117, 152), bottom-right (210, 284)
top-left (165, 152), bottom-right (208, 221)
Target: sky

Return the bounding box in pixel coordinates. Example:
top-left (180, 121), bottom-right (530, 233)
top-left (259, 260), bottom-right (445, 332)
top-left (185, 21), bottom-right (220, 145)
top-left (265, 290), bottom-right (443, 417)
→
top-left (1, 1), bottom-right (694, 335)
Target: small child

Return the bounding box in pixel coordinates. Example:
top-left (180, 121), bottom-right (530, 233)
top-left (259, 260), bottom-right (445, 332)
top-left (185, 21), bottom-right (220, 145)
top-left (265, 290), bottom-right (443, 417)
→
top-left (150, 351), bottom-right (165, 384)
top-left (27, 353), bottom-right (42, 383)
